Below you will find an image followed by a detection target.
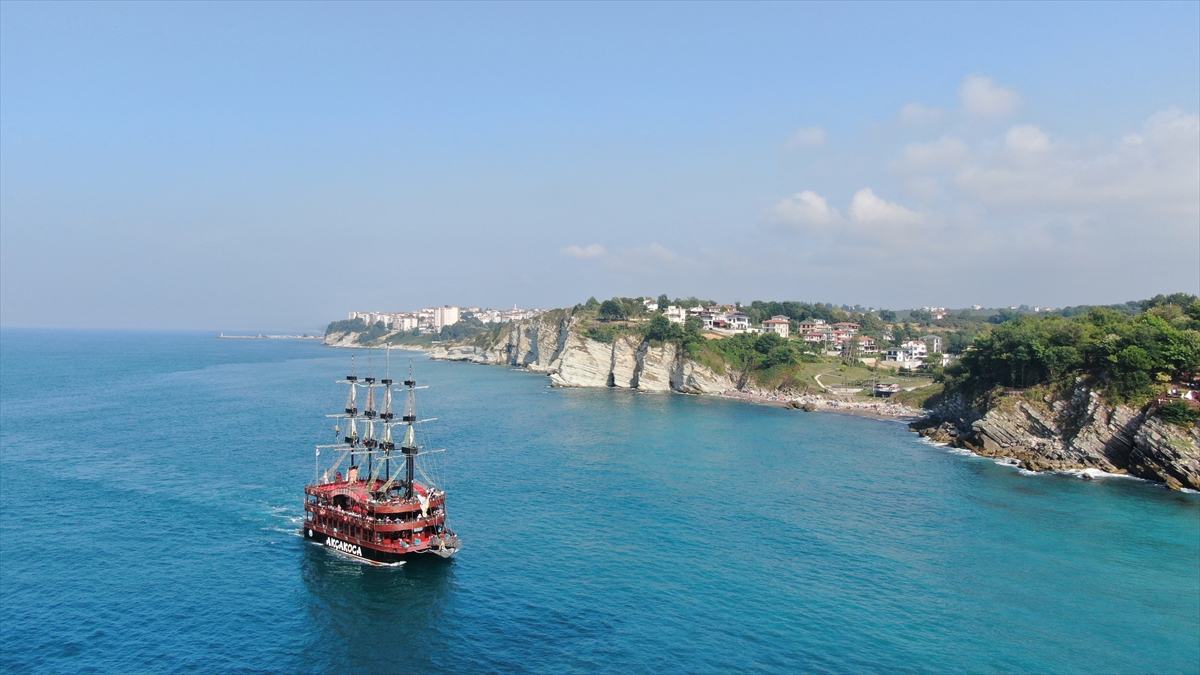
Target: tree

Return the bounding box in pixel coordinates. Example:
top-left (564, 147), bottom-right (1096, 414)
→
top-left (584, 297), bottom-right (600, 310)
top-left (988, 308), bottom-right (1022, 324)
top-left (755, 331), bottom-right (785, 354)
top-left (599, 299), bottom-right (627, 321)
top-left (657, 294), bottom-right (669, 308)
top-left (644, 315), bottom-right (683, 342)
top-left (763, 344), bottom-right (798, 368)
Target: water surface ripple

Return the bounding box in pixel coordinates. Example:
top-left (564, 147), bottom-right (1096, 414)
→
top-left (1, 331), bottom-right (1197, 674)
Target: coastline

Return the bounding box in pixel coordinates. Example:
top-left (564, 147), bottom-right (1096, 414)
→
top-left (321, 341), bottom-right (922, 422)
top-left (716, 389), bottom-right (923, 421)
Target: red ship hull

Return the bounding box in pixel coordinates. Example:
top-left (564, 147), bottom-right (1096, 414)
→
top-left (303, 479), bottom-right (460, 565)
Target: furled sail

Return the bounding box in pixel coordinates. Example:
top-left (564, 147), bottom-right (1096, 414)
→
top-left (345, 383), bottom-right (357, 415)
top-left (402, 423), bottom-right (415, 449)
top-left (365, 385), bottom-right (376, 416)
top-left (382, 387), bottom-right (393, 418)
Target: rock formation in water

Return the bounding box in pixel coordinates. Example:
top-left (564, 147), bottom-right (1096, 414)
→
top-left (425, 311), bottom-right (736, 394)
top-left (913, 387), bottom-right (1200, 490)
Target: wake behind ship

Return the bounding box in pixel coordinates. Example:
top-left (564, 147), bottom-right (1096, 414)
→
top-left (304, 356), bottom-right (461, 565)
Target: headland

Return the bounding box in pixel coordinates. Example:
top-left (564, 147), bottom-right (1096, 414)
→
top-left (321, 294), bottom-right (1200, 491)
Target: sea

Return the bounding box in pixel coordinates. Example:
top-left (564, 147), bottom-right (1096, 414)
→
top-left (1, 330), bottom-right (1198, 674)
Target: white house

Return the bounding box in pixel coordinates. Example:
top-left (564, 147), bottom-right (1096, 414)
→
top-left (900, 340), bottom-right (928, 359)
top-left (763, 316), bottom-right (790, 338)
top-left (664, 306), bottom-right (687, 324)
top-left (920, 335), bottom-right (943, 353)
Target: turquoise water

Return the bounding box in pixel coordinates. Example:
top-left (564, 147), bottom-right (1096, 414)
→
top-left (1, 330), bottom-right (1197, 674)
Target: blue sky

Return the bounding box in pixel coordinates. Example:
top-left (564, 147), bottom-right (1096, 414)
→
top-left (2, 1), bottom-right (1197, 330)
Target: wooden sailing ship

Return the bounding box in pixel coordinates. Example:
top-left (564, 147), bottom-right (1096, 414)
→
top-left (304, 355), bottom-right (461, 565)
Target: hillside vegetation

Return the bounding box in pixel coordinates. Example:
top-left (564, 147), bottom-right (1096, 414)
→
top-left (937, 296), bottom-right (1200, 424)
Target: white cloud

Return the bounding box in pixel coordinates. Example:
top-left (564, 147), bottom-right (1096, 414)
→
top-left (896, 102), bottom-right (946, 126)
top-left (1004, 125), bottom-right (1052, 156)
top-left (847, 188), bottom-right (923, 226)
top-left (894, 136), bottom-right (970, 172)
top-left (948, 110), bottom-right (1199, 215)
top-left (626, 243), bottom-right (678, 262)
top-left (757, 85), bottom-right (1197, 302)
top-left (784, 125), bottom-right (827, 150)
top-left (561, 244), bottom-right (605, 259)
top-left (770, 188), bottom-right (922, 232)
top-left (770, 190), bottom-right (839, 226)
top-left (602, 243), bottom-right (690, 274)
top-left (959, 74), bottom-right (1022, 117)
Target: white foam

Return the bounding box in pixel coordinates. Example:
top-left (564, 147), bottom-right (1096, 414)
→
top-left (1056, 467), bottom-right (1147, 483)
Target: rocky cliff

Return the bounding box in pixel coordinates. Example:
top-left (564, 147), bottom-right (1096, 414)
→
top-left (914, 388), bottom-right (1200, 490)
top-left (426, 312), bottom-right (736, 394)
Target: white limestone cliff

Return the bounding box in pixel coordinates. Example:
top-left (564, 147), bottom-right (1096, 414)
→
top-left (426, 312), bottom-right (735, 394)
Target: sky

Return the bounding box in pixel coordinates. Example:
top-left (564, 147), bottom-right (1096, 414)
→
top-left (1, 1), bottom-right (1197, 331)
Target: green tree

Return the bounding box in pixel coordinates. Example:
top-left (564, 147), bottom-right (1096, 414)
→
top-left (599, 299), bottom-right (627, 321)
top-left (644, 315), bottom-right (683, 342)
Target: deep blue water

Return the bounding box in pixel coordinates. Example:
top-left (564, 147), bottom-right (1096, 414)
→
top-left (1, 330), bottom-right (1198, 674)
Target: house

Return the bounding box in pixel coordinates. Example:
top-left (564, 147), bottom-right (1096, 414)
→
top-left (884, 340), bottom-right (928, 364)
top-left (920, 335), bottom-right (943, 353)
top-left (664, 306), bottom-right (687, 324)
top-left (727, 312), bottom-right (750, 331)
top-left (802, 331), bottom-right (826, 344)
top-left (798, 319), bottom-right (826, 332)
top-left (833, 322), bottom-right (860, 333)
top-left (852, 336), bottom-right (878, 354)
top-left (763, 316), bottom-right (790, 339)
top-left (900, 340), bottom-right (928, 359)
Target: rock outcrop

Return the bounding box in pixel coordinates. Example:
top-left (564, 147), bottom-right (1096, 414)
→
top-left (426, 312), bottom-right (736, 394)
top-left (913, 387), bottom-right (1200, 490)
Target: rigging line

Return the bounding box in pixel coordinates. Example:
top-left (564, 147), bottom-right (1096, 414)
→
top-left (323, 445), bottom-right (354, 483)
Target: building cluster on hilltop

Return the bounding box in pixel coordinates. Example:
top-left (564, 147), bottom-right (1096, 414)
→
top-left (653, 299), bottom-right (957, 370)
top-left (347, 305), bottom-right (544, 333)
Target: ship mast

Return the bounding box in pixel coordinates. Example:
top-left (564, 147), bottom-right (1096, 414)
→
top-left (401, 360), bottom-right (419, 499)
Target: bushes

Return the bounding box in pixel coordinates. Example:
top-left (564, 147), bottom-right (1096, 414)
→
top-left (1155, 401), bottom-right (1200, 427)
top-left (956, 307), bottom-right (1200, 401)
top-left (326, 318), bottom-right (368, 335)
top-left (584, 324), bottom-right (617, 343)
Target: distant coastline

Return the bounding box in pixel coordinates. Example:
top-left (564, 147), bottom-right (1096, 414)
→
top-left (218, 333), bottom-right (322, 340)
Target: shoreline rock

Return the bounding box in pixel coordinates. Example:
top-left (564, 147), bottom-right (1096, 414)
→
top-left (911, 388), bottom-right (1200, 491)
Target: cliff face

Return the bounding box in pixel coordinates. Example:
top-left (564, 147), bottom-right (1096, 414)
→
top-left (427, 313), bottom-right (736, 394)
top-left (915, 388), bottom-right (1200, 490)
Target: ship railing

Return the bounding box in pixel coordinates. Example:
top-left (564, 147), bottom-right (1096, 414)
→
top-left (308, 503), bottom-right (446, 530)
